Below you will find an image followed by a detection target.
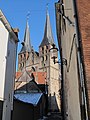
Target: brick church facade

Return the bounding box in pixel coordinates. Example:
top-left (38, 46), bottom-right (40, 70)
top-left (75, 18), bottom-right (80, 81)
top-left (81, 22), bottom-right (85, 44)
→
top-left (16, 11), bottom-right (61, 111)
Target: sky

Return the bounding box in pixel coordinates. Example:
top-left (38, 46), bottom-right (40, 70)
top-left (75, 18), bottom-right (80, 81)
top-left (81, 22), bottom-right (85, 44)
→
top-left (0, 0), bottom-right (59, 70)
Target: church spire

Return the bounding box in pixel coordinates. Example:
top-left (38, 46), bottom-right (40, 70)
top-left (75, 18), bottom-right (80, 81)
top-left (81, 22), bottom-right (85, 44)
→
top-left (40, 8), bottom-right (54, 47)
top-left (19, 15), bottom-right (32, 54)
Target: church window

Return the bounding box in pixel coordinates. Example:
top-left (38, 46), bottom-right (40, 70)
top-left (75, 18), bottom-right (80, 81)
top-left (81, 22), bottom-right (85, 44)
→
top-left (32, 52), bottom-right (34, 63)
top-left (27, 53), bottom-right (29, 60)
top-left (24, 54), bottom-right (26, 58)
top-left (45, 55), bottom-right (48, 61)
top-left (42, 47), bottom-right (44, 54)
top-left (19, 63), bottom-right (22, 69)
top-left (46, 45), bottom-right (48, 49)
top-left (41, 56), bottom-right (44, 62)
top-left (41, 56), bottom-right (44, 67)
top-left (21, 54), bottom-right (22, 61)
top-left (22, 62), bottom-right (24, 67)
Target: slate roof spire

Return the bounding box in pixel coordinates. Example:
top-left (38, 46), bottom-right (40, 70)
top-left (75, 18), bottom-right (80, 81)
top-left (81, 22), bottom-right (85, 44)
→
top-left (40, 7), bottom-right (54, 47)
top-left (19, 16), bottom-right (32, 53)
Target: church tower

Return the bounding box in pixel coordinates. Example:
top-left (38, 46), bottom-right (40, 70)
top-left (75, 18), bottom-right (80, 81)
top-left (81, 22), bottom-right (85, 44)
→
top-left (18, 20), bottom-right (32, 71)
top-left (17, 10), bottom-right (60, 111)
top-left (39, 10), bottom-right (60, 111)
top-left (18, 18), bottom-right (40, 73)
top-left (39, 10), bottom-right (54, 70)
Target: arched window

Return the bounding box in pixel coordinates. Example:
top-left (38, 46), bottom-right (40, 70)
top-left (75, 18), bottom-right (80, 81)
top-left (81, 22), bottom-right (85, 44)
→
top-left (46, 45), bottom-right (48, 49)
top-left (41, 56), bottom-right (44, 62)
top-left (42, 47), bottom-right (44, 54)
top-left (24, 54), bottom-right (26, 58)
top-left (45, 55), bottom-right (48, 61)
top-left (22, 62), bottom-right (24, 67)
top-left (21, 54), bottom-right (22, 61)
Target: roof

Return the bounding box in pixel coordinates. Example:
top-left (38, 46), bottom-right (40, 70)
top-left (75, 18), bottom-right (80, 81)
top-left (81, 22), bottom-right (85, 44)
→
top-left (39, 10), bottom-right (54, 47)
top-left (14, 93), bottom-right (43, 106)
top-left (15, 70), bottom-right (32, 90)
top-left (16, 71), bottom-right (22, 79)
top-left (16, 71), bottom-right (46, 84)
top-left (33, 72), bottom-right (46, 84)
top-left (19, 21), bottom-right (32, 54)
top-left (17, 70), bottom-right (32, 82)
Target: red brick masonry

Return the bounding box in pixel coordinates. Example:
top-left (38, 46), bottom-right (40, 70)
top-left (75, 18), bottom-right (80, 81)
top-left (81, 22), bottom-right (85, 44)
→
top-left (76, 0), bottom-right (90, 114)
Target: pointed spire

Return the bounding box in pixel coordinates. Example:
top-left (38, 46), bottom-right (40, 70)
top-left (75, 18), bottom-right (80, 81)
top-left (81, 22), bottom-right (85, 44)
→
top-left (19, 14), bottom-right (32, 53)
top-left (40, 7), bottom-right (54, 47)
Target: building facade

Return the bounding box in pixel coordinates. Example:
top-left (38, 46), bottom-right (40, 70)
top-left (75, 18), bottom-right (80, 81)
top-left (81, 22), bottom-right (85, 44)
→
top-left (55, 0), bottom-right (90, 120)
top-left (0, 10), bottom-right (19, 120)
top-left (17, 11), bottom-right (61, 111)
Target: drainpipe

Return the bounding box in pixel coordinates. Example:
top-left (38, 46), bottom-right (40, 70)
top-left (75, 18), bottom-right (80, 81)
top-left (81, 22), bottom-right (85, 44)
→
top-left (60, 47), bottom-right (64, 120)
top-left (73, 1), bottom-right (89, 120)
top-left (57, 0), bottom-right (65, 119)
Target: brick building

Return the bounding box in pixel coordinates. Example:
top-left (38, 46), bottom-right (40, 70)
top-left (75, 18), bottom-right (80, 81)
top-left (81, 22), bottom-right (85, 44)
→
top-left (76, 1), bottom-right (90, 117)
top-left (16, 10), bottom-right (61, 111)
top-left (55, 0), bottom-right (90, 120)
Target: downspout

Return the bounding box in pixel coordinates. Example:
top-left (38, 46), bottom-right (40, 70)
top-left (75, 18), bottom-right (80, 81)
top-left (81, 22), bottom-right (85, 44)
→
top-left (60, 47), bottom-right (64, 120)
top-left (55, 1), bottom-right (65, 119)
top-left (59, 0), bottom-right (65, 119)
top-left (73, 1), bottom-right (89, 120)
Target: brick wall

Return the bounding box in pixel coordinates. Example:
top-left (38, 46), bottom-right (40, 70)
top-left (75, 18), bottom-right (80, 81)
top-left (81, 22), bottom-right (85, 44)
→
top-left (76, 0), bottom-right (90, 114)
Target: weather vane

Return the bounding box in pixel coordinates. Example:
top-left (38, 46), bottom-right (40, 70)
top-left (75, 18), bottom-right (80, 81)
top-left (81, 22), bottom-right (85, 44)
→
top-left (27, 11), bottom-right (30, 21)
top-left (46, 3), bottom-right (49, 14)
top-left (46, 3), bottom-right (49, 10)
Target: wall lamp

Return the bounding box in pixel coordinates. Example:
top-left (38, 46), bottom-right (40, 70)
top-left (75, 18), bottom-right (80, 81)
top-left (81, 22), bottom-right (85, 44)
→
top-left (62, 58), bottom-right (67, 66)
top-left (49, 44), bottom-right (60, 64)
top-left (49, 44), bottom-right (67, 65)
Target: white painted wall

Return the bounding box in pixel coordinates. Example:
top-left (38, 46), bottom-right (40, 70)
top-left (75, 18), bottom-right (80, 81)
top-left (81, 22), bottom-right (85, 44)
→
top-left (0, 21), bottom-right (9, 100)
top-left (0, 20), bottom-right (17, 120)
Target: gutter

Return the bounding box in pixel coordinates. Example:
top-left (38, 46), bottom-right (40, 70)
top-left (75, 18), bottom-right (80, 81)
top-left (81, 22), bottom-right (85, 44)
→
top-left (55, 2), bottom-right (65, 120)
top-left (0, 10), bottom-right (18, 43)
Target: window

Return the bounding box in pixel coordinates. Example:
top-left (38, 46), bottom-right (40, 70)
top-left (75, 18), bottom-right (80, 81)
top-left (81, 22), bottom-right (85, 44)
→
top-left (45, 55), bottom-right (48, 61)
top-left (41, 56), bottom-right (44, 62)
top-left (42, 47), bottom-right (44, 54)
top-left (21, 54), bottom-right (22, 61)
top-left (22, 62), bottom-right (24, 67)
top-left (46, 45), bottom-right (48, 49)
top-left (24, 54), bottom-right (26, 58)
top-left (19, 63), bottom-right (22, 69)
top-left (41, 56), bottom-right (44, 67)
